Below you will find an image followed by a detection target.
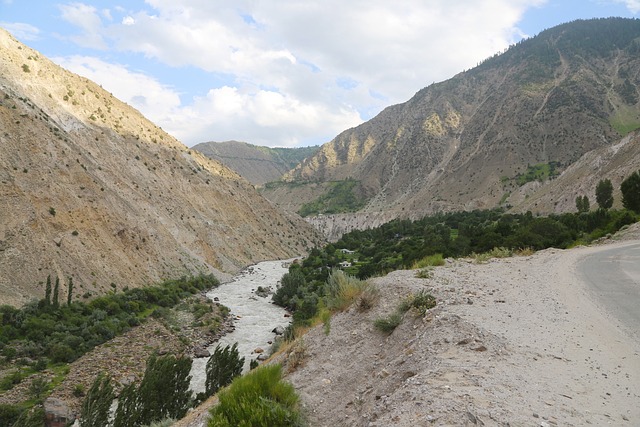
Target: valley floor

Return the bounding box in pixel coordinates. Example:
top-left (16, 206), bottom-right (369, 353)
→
top-left (285, 228), bottom-right (640, 426)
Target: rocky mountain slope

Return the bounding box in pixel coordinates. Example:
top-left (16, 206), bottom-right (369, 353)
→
top-left (0, 29), bottom-right (321, 307)
top-left (263, 18), bottom-right (640, 229)
top-left (193, 140), bottom-right (319, 187)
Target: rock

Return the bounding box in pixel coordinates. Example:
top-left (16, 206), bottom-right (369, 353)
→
top-left (457, 338), bottom-right (472, 345)
top-left (194, 347), bottom-right (210, 358)
top-left (284, 313), bottom-right (291, 317)
top-left (254, 348), bottom-right (264, 354)
top-left (272, 326), bottom-right (285, 335)
top-left (472, 345), bottom-right (487, 352)
top-left (44, 397), bottom-right (74, 427)
top-left (257, 353), bottom-right (268, 361)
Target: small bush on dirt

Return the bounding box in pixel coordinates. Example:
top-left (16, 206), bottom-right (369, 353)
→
top-left (411, 253), bottom-right (445, 269)
top-left (473, 247), bottom-right (512, 263)
top-left (208, 364), bottom-right (304, 427)
top-left (325, 269), bottom-right (374, 312)
top-left (407, 290), bottom-right (437, 316)
top-left (415, 268), bottom-right (433, 279)
top-left (374, 313), bottom-right (402, 334)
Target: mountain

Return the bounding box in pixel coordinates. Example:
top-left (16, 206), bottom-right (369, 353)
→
top-left (0, 29), bottom-right (321, 307)
top-left (262, 18), bottom-right (640, 231)
top-left (192, 141), bottom-right (319, 187)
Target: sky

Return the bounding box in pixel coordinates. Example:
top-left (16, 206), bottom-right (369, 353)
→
top-left (1, 1), bottom-right (639, 148)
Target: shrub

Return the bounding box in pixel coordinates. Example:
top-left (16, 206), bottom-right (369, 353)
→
top-left (411, 253), bottom-right (445, 269)
top-left (0, 404), bottom-right (22, 427)
top-left (407, 290), bottom-right (437, 316)
top-left (208, 364), bottom-right (304, 427)
top-left (374, 313), bottom-right (402, 334)
top-left (324, 269), bottom-right (373, 312)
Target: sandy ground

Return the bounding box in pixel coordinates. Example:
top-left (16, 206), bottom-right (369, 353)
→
top-left (284, 233), bottom-right (640, 426)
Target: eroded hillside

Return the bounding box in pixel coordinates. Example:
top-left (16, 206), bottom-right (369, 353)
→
top-left (0, 29), bottom-right (321, 306)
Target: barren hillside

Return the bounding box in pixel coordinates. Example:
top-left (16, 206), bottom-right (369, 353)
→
top-left (0, 28), bottom-right (321, 306)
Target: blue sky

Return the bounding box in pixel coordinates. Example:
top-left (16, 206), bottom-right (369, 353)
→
top-left (1, 1), bottom-right (639, 147)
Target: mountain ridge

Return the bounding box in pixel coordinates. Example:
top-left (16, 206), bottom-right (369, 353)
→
top-left (192, 140), bottom-right (319, 186)
top-left (261, 18), bottom-right (640, 232)
top-left (0, 28), bottom-right (321, 306)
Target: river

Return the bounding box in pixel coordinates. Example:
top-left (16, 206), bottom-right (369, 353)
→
top-left (189, 259), bottom-right (293, 393)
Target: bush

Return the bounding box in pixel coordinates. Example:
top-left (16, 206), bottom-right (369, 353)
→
top-left (0, 404), bottom-right (22, 426)
top-left (325, 270), bottom-right (373, 312)
top-left (208, 364), bottom-right (304, 427)
top-left (374, 313), bottom-right (402, 334)
top-left (411, 253), bottom-right (445, 268)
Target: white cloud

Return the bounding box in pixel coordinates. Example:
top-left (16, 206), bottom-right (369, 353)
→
top-left (54, 55), bottom-right (182, 124)
top-left (1, 22), bottom-right (40, 40)
top-left (611, 0), bottom-right (640, 13)
top-left (54, 0), bottom-right (546, 146)
top-left (57, 3), bottom-right (107, 49)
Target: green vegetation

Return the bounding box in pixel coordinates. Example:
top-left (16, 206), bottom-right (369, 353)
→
top-left (596, 179), bottom-right (614, 210)
top-left (373, 313), bottom-right (402, 334)
top-left (575, 195), bottom-right (590, 213)
top-left (203, 343), bottom-right (244, 400)
top-left (374, 290), bottom-right (436, 334)
top-left (0, 274), bottom-right (219, 365)
top-left (80, 374), bottom-right (114, 427)
top-left (208, 364), bottom-right (304, 427)
top-left (292, 208), bottom-right (637, 283)
top-left (515, 162), bottom-right (560, 186)
top-left (113, 353), bottom-right (192, 427)
top-left (609, 106), bottom-right (640, 135)
top-left (411, 253), bottom-right (445, 269)
top-left (621, 170), bottom-right (640, 213)
top-left (298, 179), bottom-right (367, 217)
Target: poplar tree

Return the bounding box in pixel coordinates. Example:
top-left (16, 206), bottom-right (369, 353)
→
top-left (80, 373), bottom-right (114, 427)
top-left (67, 277), bottom-right (74, 305)
top-left (205, 343), bottom-right (244, 397)
top-left (44, 275), bottom-right (52, 306)
top-left (52, 277), bottom-right (60, 308)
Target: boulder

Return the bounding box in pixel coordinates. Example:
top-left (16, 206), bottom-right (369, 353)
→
top-left (44, 397), bottom-right (74, 427)
top-left (194, 346), bottom-right (210, 358)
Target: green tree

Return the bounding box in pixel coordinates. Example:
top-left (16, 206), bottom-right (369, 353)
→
top-left (67, 277), bottom-right (74, 305)
top-left (81, 373), bottom-right (114, 427)
top-left (205, 343), bottom-right (244, 398)
top-left (113, 383), bottom-right (139, 427)
top-left (136, 353), bottom-right (193, 425)
top-left (575, 195), bottom-right (590, 213)
top-left (44, 275), bottom-right (52, 306)
top-left (621, 170), bottom-right (640, 213)
top-left (52, 277), bottom-right (60, 308)
top-left (595, 179), bottom-right (614, 209)
top-left (273, 269), bottom-right (306, 308)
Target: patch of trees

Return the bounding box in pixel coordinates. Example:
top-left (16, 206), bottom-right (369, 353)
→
top-left (274, 206), bottom-right (638, 325)
top-left (0, 275), bottom-right (220, 366)
top-left (78, 343), bottom-right (245, 427)
top-left (298, 179), bottom-right (367, 217)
